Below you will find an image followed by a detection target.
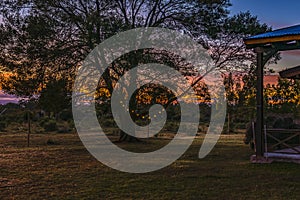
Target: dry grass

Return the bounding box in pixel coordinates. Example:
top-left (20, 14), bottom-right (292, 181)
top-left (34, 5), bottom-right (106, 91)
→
top-left (0, 132), bottom-right (299, 199)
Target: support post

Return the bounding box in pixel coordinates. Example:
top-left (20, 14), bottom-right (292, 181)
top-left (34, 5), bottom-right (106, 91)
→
top-left (227, 112), bottom-right (230, 134)
top-left (27, 111), bottom-right (31, 147)
top-left (255, 47), bottom-right (265, 157)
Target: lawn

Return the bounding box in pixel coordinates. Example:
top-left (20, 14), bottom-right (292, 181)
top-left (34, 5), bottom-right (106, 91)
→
top-left (0, 133), bottom-right (299, 199)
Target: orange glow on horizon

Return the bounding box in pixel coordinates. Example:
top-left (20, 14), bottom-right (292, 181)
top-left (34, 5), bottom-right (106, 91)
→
top-left (0, 72), bottom-right (13, 90)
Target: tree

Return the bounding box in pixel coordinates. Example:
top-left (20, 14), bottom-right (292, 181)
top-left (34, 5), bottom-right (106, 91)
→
top-left (0, 1), bottom-right (273, 141)
top-left (39, 79), bottom-right (71, 118)
top-left (265, 77), bottom-right (300, 114)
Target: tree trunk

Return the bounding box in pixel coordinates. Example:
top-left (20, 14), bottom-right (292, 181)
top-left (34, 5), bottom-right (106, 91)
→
top-left (117, 109), bottom-right (140, 142)
top-left (117, 58), bottom-right (141, 143)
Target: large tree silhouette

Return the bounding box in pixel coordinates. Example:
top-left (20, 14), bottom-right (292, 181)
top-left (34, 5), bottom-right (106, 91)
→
top-left (0, 0), bottom-right (273, 141)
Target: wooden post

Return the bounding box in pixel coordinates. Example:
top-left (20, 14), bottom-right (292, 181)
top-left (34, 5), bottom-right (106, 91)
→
top-left (255, 47), bottom-right (265, 157)
top-left (27, 111), bottom-right (31, 147)
top-left (264, 125), bottom-right (268, 160)
top-left (227, 112), bottom-right (230, 134)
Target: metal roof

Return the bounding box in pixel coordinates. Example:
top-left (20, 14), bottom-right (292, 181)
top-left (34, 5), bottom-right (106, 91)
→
top-left (247, 24), bottom-right (300, 40)
top-left (279, 65), bottom-right (300, 80)
top-left (244, 24), bottom-right (300, 47)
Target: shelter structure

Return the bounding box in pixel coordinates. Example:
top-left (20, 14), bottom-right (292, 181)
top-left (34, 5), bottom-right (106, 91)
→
top-left (244, 24), bottom-right (300, 163)
top-left (279, 65), bottom-right (300, 79)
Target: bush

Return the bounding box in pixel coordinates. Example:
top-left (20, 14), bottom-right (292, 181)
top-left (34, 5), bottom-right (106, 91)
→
top-left (43, 120), bottom-right (57, 132)
top-left (283, 118), bottom-right (294, 128)
top-left (273, 118), bottom-right (294, 129)
top-left (23, 111), bottom-right (35, 121)
top-left (273, 118), bottom-right (284, 128)
top-left (46, 139), bottom-right (59, 145)
top-left (100, 118), bottom-right (117, 128)
top-left (0, 121), bottom-right (6, 131)
top-left (59, 110), bottom-right (73, 121)
top-left (39, 118), bottom-right (48, 127)
top-left (234, 123), bottom-right (247, 130)
top-left (266, 116), bottom-right (277, 127)
top-left (164, 122), bottom-right (179, 132)
top-left (57, 123), bottom-right (72, 133)
top-left (6, 122), bottom-right (25, 133)
top-left (68, 120), bottom-right (75, 129)
top-left (222, 123), bottom-right (235, 134)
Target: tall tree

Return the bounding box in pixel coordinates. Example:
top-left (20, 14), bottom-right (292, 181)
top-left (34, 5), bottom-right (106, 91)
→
top-left (39, 79), bottom-right (72, 117)
top-left (0, 0), bottom-right (275, 141)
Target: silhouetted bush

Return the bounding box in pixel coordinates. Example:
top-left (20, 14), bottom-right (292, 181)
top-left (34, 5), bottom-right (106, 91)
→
top-left (59, 109), bottom-right (73, 121)
top-left (57, 123), bottom-right (72, 133)
top-left (43, 120), bottom-right (57, 132)
top-left (100, 118), bottom-right (117, 128)
top-left (46, 138), bottom-right (59, 145)
top-left (273, 117), bottom-right (294, 129)
top-left (0, 121), bottom-right (6, 131)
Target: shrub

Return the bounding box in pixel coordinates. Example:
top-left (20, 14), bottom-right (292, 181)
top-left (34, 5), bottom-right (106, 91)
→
top-left (100, 118), bottom-right (117, 128)
top-left (0, 122), bottom-right (6, 131)
top-left (59, 110), bottom-right (73, 121)
top-left (266, 116), bottom-right (277, 127)
top-left (222, 123), bottom-right (235, 134)
top-left (39, 118), bottom-right (48, 127)
top-left (283, 118), bottom-right (294, 128)
top-left (43, 120), bottom-right (57, 132)
top-left (57, 123), bottom-right (72, 133)
top-left (164, 122), bottom-right (179, 132)
top-left (46, 139), bottom-right (59, 145)
top-left (273, 118), bottom-right (284, 128)
top-left (68, 120), bottom-right (75, 129)
top-left (234, 123), bottom-right (247, 130)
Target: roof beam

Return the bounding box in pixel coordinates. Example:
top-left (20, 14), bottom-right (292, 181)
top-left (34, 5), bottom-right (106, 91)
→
top-left (246, 40), bottom-right (300, 51)
top-left (245, 35), bottom-right (300, 46)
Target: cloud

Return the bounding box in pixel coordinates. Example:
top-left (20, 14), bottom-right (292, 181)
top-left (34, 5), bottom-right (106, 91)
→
top-left (0, 90), bottom-right (19, 105)
top-left (283, 50), bottom-right (300, 57)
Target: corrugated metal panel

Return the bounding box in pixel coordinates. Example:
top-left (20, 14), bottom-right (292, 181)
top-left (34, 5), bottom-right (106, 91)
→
top-left (247, 24), bottom-right (300, 40)
top-left (279, 65), bottom-right (300, 79)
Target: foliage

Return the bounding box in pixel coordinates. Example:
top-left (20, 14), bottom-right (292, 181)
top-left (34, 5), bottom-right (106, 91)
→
top-left (0, 0), bottom-right (270, 98)
top-left (0, 1), bottom-right (278, 141)
top-left (42, 119), bottom-right (58, 132)
top-left (57, 122), bottom-right (72, 133)
top-left (202, 12), bottom-right (273, 72)
top-left (0, 121), bottom-right (6, 131)
top-left (38, 79), bottom-right (71, 116)
top-left (265, 78), bottom-right (300, 114)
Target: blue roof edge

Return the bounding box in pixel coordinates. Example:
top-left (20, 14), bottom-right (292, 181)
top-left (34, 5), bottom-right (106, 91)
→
top-left (246, 24), bottom-right (300, 40)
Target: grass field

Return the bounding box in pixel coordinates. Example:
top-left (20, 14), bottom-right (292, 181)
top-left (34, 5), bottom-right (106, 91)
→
top-left (0, 132), bottom-right (299, 199)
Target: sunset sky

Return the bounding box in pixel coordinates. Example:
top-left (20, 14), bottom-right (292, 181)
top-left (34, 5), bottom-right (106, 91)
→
top-left (230, 0), bottom-right (300, 72)
top-left (1, 1), bottom-right (300, 104)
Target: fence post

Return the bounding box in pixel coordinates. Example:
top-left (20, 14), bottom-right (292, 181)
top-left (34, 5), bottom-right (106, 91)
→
top-left (27, 111), bottom-right (31, 147)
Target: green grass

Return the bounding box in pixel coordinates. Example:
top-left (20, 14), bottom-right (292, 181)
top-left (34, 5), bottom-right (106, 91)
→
top-left (0, 133), bottom-right (299, 199)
